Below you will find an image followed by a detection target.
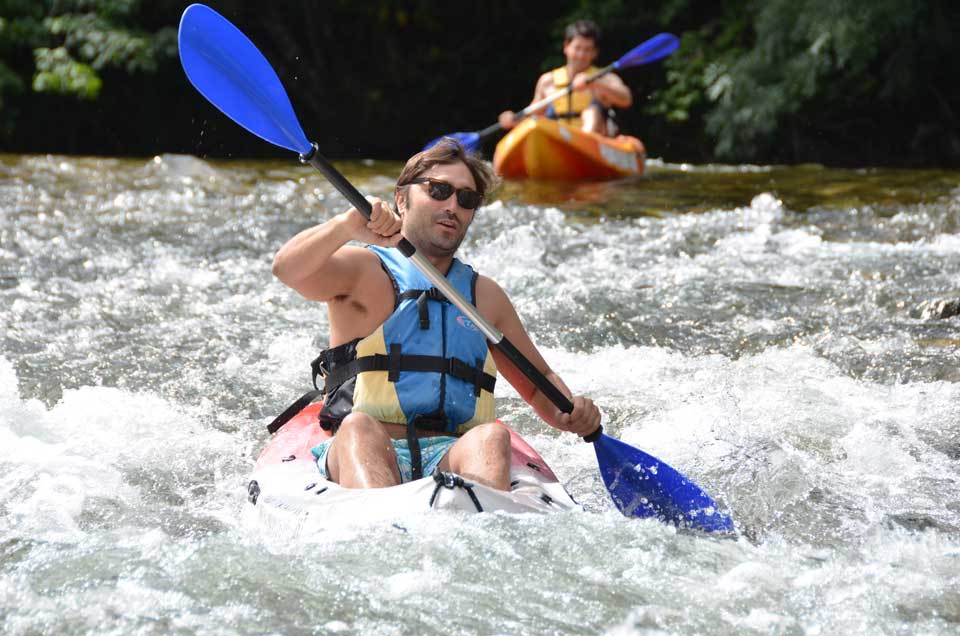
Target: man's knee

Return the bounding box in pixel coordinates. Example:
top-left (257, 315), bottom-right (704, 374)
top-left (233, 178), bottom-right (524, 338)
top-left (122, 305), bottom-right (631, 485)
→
top-left (581, 106), bottom-right (607, 135)
top-left (466, 422), bottom-right (512, 452)
top-left (445, 423), bottom-right (512, 490)
top-left (337, 412), bottom-right (388, 441)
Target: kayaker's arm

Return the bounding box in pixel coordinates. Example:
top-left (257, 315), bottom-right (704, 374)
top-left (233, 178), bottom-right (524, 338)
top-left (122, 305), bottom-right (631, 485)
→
top-left (478, 277), bottom-right (600, 437)
top-left (573, 71), bottom-right (632, 109)
top-left (530, 72), bottom-right (555, 112)
top-left (498, 73), bottom-right (554, 130)
top-left (272, 199), bottom-right (402, 301)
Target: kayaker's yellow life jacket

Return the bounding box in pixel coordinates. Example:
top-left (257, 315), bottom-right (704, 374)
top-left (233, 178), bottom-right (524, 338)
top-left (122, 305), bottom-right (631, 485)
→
top-left (315, 246), bottom-right (497, 436)
top-left (546, 65), bottom-right (603, 126)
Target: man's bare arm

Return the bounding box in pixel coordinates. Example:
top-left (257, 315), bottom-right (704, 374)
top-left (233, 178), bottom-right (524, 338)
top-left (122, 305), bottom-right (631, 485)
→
top-left (272, 200), bottom-right (401, 301)
top-left (478, 276), bottom-right (600, 436)
top-left (499, 72), bottom-right (554, 129)
top-left (578, 71), bottom-right (632, 109)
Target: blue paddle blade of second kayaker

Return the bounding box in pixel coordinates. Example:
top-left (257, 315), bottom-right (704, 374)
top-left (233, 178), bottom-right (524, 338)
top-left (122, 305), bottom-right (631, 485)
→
top-left (615, 33), bottom-right (680, 69)
top-left (423, 131), bottom-right (483, 153)
top-left (178, 3), bottom-right (312, 155)
top-left (594, 433), bottom-right (734, 533)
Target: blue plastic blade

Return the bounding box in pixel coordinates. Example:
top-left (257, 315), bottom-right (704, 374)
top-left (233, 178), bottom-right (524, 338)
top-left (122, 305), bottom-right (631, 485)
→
top-left (615, 33), bottom-right (680, 70)
top-left (178, 4), bottom-right (311, 155)
top-left (594, 434), bottom-right (734, 533)
top-left (423, 131), bottom-right (482, 153)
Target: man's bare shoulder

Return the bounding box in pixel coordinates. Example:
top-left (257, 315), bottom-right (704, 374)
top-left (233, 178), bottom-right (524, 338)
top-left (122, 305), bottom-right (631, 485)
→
top-left (535, 71), bottom-right (555, 94)
top-left (336, 243), bottom-right (379, 263)
top-left (326, 246), bottom-right (395, 343)
top-left (476, 273), bottom-right (508, 296)
top-left (475, 274), bottom-right (512, 324)
top-left (333, 245), bottom-right (389, 295)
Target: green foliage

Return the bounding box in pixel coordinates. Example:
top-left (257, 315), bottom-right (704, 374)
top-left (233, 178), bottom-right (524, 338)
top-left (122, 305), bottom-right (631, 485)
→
top-left (44, 12), bottom-right (174, 74)
top-left (696, 0), bottom-right (931, 159)
top-left (0, 0), bottom-right (175, 119)
top-left (0, 61), bottom-right (23, 125)
top-left (578, 0), bottom-right (958, 164)
top-left (0, 0), bottom-right (956, 164)
top-left (32, 46), bottom-right (101, 98)
top-left (645, 3), bottom-right (750, 125)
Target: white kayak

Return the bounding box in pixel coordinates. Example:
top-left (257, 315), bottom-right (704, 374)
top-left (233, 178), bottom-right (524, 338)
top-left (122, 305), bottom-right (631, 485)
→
top-left (242, 403), bottom-right (580, 537)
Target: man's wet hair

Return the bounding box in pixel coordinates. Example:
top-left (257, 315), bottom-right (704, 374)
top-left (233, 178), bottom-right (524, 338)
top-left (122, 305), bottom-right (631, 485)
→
top-left (564, 19), bottom-right (601, 46)
top-left (395, 138), bottom-right (496, 202)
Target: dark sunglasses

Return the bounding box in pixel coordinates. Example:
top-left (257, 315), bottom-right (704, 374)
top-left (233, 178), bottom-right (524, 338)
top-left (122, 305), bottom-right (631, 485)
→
top-left (408, 177), bottom-right (483, 210)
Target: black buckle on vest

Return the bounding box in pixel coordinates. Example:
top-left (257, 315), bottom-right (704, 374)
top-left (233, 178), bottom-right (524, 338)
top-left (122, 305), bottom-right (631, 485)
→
top-left (416, 292), bottom-right (430, 330)
top-left (388, 343), bottom-right (402, 382)
top-left (472, 359), bottom-right (485, 397)
top-left (448, 358), bottom-right (484, 397)
top-left (310, 354), bottom-right (326, 390)
top-left (415, 288), bottom-right (446, 330)
top-left (411, 413), bottom-right (447, 433)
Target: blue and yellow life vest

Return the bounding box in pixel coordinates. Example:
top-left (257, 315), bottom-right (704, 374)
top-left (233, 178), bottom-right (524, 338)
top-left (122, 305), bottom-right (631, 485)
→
top-left (546, 65), bottom-right (603, 126)
top-left (315, 246), bottom-right (497, 436)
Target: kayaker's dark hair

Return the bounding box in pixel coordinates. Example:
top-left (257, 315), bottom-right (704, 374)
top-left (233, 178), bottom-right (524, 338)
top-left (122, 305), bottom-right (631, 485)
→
top-left (395, 138), bottom-right (496, 204)
top-left (564, 19), bottom-right (601, 45)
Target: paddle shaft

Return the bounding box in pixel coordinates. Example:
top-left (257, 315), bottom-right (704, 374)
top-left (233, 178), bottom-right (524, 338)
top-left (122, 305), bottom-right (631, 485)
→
top-left (476, 64), bottom-right (618, 141)
top-left (299, 144), bottom-right (582, 421)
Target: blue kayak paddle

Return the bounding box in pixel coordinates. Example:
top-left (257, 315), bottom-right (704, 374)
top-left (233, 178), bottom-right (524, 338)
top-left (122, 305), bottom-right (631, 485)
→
top-left (178, 4), bottom-right (732, 534)
top-left (422, 32), bottom-right (680, 153)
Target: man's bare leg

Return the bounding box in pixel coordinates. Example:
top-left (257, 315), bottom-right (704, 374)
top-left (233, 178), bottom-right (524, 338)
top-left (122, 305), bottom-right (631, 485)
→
top-left (325, 412), bottom-right (402, 488)
top-left (580, 105), bottom-right (608, 135)
top-left (438, 422), bottom-right (512, 491)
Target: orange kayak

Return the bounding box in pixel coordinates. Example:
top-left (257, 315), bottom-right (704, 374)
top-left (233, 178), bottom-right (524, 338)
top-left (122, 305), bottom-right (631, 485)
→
top-left (493, 117), bottom-right (646, 180)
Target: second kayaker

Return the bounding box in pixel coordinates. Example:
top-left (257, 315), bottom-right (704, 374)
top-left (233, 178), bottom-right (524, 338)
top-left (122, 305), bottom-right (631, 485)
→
top-left (498, 19), bottom-right (633, 137)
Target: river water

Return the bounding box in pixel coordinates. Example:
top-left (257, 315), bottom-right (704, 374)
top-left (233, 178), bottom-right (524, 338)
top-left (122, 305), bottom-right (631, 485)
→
top-left (2, 153), bottom-right (959, 635)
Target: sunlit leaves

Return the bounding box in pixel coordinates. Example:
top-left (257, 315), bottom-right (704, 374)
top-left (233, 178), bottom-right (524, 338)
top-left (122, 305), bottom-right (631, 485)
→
top-left (32, 46), bottom-right (101, 98)
top-left (44, 13), bottom-right (164, 73)
top-left (0, 0), bottom-right (175, 102)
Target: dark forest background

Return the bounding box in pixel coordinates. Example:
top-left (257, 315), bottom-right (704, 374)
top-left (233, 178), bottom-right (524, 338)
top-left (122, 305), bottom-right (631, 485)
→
top-left (1, 0), bottom-right (958, 166)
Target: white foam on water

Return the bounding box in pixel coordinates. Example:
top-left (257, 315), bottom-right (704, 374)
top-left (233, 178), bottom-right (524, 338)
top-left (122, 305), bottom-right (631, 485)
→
top-left (4, 156), bottom-right (960, 635)
top-left (148, 252), bottom-right (221, 289)
top-left (380, 559), bottom-right (451, 601)
top-left (518, 340), bottom-right (960, 536)
top-left (0, 356), bottom-right (246, 543)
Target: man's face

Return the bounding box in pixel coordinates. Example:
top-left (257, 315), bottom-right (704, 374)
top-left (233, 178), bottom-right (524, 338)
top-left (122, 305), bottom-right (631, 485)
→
top-left (396, 161), bottom-right (478, 259)
top-left (563, 35), bottom-right (598, 73)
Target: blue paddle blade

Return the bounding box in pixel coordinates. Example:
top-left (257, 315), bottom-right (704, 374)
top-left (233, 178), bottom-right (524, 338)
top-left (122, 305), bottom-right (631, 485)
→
top-left (178, 4), bottom-right (311, 155)
top-left (615, 33), bottom-right (680, 69)
top-left (594, 434), bottom-right (734, 533)
top-left (423, 131), bottom-right (482, 153)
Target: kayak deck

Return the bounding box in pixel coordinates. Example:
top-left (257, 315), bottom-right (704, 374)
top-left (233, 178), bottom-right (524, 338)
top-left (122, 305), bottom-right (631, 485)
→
top-left (243, 403), bottom-right (580, 536)
top-left (493, 117), bottom-right (645, 180)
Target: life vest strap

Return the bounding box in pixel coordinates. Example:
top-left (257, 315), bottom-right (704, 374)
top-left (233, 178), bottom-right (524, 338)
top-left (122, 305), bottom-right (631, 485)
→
top-left (406, 419), bottom-right (423, 480)
top-left (399, 287), bottom-right (447, 330)
top-left (265, 389), bottom-right (323, 434)
top-left (315, 346), bottom-right (496, 397)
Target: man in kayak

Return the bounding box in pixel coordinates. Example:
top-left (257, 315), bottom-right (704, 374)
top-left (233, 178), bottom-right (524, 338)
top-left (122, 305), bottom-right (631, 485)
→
top-left (498, 19), bottom-right (632, 136)
top-left (272, 138), bottom-right (600, 491)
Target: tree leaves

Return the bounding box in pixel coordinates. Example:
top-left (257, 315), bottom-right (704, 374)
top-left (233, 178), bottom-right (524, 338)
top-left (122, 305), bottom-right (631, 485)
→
top-left (32, 46), bottom-right (101, 98)
top-left (0, 0), bottom-right (175, 114)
